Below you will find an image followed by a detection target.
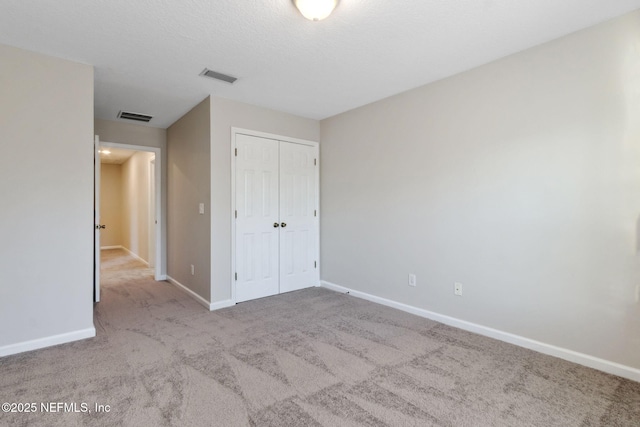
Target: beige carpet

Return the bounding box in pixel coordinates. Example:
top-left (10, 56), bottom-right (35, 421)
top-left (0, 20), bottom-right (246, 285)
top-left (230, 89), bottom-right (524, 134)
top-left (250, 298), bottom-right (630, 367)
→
top-left (1, 248), bottom-right (639, 426)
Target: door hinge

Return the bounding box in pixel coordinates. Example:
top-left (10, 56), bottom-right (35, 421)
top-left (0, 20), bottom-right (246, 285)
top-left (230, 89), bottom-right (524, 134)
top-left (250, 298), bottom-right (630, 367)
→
top-left (314, 158), bottom-right (317, 166)
top-left (314, 210), bottom-right (317, 217)
top-left (235, 148), bottom-right (237, 157)
top-left (314, 261), bottom-right (317, 268)
top-left (235, 210), bottom-right (237, 219)
top-left (235, 272), bottom-right (238, 281)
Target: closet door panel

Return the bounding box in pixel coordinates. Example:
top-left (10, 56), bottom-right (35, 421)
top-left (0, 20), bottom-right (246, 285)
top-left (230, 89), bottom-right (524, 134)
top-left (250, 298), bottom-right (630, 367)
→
top-left (279, 142), bottom-right (318, 293)
top-left (235, 134), bottom-right (280, 302)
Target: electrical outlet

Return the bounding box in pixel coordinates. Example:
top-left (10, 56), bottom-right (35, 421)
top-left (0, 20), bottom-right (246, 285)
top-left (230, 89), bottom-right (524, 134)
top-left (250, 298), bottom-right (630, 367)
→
top-left (454, 282), bottom-right (463, 296)
top-left (199, 203), bottom-right (205, 215)
top-left (408, 274), bottom-right (416, 287)
top-left (190, 265), bottom-right (195, 275)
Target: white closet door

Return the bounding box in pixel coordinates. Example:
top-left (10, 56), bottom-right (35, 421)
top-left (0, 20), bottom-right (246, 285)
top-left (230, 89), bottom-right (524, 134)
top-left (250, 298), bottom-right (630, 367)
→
top-left (279, 142), bottom-right (318, 293)
top-left (235, 134), bottom-right (280, 302)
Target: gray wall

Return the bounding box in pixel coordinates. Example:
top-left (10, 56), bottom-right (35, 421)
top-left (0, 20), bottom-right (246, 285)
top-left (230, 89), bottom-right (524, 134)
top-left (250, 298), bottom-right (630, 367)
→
top-left (210, 96), bottom-right (320, 302)
top-left (167, 97), bottom-right (212, 301)
top-left (320, 11), bottom-right (640, 369)
top-left (0, 44), bottom-right (94, 351)
top-left (95, 119), bottom-right (168, 275)
top-left (96, 119), bottom-right (167, 148)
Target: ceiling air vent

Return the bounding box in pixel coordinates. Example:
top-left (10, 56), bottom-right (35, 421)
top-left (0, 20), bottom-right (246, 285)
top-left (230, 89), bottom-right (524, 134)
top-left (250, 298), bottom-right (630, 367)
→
top-left (117, 110), bottom-right (153, 123)
top-left (200, 68), bottom-right (237, 84)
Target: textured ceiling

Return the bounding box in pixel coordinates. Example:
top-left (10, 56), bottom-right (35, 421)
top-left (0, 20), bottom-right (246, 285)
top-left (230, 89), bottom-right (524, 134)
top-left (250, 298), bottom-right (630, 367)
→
top-left (1, 1), bottom-right (640, 128)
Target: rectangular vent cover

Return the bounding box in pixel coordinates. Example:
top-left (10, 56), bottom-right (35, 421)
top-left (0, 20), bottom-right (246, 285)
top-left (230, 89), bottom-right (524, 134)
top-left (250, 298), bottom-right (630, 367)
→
top-left (200, 68), bottom-right (237, 84)
top-left (117, 111), bottom-right (153, 122)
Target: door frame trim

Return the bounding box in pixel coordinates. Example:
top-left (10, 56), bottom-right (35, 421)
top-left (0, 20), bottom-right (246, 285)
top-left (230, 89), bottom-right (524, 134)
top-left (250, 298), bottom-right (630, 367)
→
top-left (98, 141), bottom-right (164, 281)
top-left (230, 128), bottom-right (320, 304)
top-left (94, 135), bottom-right (101, 302)
top-left (148, 157), bottom-right (156, 269)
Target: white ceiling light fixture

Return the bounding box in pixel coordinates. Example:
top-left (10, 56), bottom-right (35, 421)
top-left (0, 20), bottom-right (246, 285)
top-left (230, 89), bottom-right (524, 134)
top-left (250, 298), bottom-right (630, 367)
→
top-left (293, 0), bottom-right (339, 21)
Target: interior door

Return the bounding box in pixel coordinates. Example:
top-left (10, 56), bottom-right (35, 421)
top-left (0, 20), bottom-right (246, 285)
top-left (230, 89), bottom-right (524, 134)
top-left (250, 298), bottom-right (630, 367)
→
top-left (235, 134), bottom-right (280, 302)
top-left (279, 142), bottom-right (319, 293)
top-left (94, 135), bottom-right (101, 303)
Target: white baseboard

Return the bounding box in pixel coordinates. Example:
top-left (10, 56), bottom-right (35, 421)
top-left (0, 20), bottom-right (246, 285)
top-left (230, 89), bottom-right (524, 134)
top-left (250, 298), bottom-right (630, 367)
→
top-left (121, 246), bottom-right (149, 267)
top-left (320, 280), bottom-right (640, 383)
top-left (100, 245), bottom-right (150, 267)
top-left (166, 276), bottom-right (235, 311)
top-left (0, 327), bottom-right (96, 358)
top-left (210, 299), bottom-right (235, 311)
top-left (167, 276), bottom-right (210, 309)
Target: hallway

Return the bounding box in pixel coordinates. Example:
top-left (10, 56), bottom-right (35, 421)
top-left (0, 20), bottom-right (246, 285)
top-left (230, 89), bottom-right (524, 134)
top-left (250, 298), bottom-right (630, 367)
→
top-left (100, 248), bottom-right (155, 284)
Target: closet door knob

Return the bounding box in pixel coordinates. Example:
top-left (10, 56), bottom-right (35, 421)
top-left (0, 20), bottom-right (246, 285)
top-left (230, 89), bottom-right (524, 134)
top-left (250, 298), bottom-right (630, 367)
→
top-left (281, 223), bottom-right (287, 228)
top-left (273, 223), bottom-right (280, 228)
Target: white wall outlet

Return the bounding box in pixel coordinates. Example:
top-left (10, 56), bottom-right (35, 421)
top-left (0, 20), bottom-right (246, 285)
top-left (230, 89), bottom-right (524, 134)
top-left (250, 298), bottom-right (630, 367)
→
top-left (408, 274), bottom-right (416, 287)
top-left (454, 282), bottom-right (463, 296)
top-left (199, 203), bottom-right (205, 215)
top-left (190, 264), bottom-right (195, 275)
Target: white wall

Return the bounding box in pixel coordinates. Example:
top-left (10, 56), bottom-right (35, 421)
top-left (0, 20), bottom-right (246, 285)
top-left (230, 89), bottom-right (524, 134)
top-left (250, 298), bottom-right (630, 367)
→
top-left (100, 163), bottom-right (123, 248)
top-left (210, 96), bottom-right (320, 302)
top-left (167, 97), bottom-right (211, 301)
top-left (121, 152), bottom-right (155, 262)
top-left (0, 44), bottom-right (94, 353)
top-left (320, 11), bottom-right (640, 370)
top-left (95, 119), bottom-right (167, 275)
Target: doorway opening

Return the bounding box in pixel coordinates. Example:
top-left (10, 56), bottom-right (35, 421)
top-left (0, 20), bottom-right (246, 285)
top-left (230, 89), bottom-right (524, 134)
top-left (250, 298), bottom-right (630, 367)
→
top-left (94, 141), bottom-right (163, 302)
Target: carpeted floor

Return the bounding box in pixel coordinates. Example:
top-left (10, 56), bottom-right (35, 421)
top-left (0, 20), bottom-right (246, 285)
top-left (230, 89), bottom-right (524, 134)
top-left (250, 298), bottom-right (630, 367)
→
top-left (1, 249), bottom-right (639, 426)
